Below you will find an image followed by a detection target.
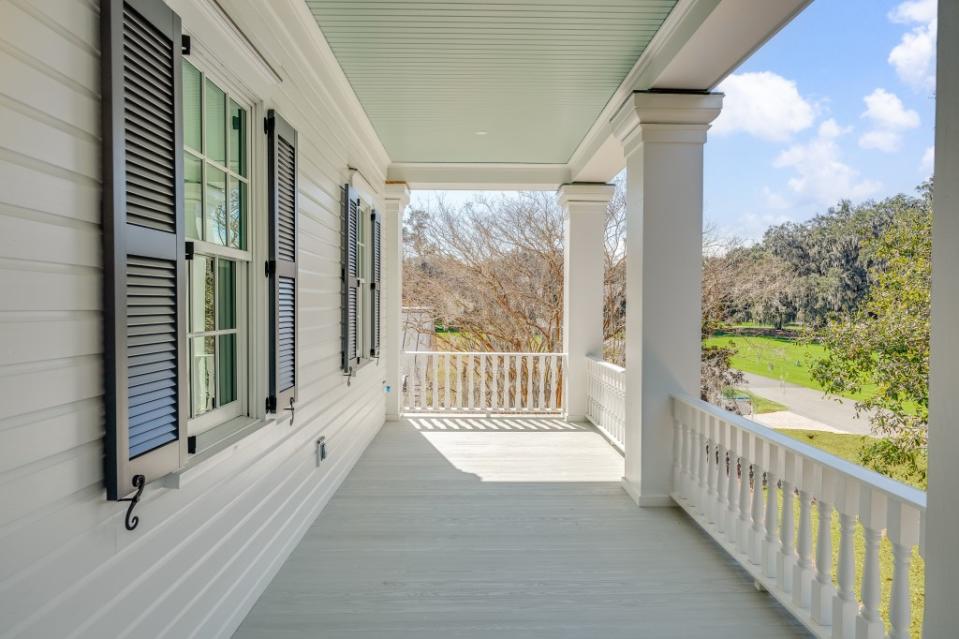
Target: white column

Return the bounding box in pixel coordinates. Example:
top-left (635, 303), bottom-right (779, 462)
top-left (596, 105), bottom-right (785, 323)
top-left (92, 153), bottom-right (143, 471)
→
top-left (558, 183), bottom-right (615, 422)
top-left (611, 91), bottom-right (723, 506)
top-left (925, 1), bottom-right (958, 634)
top-left (382, 182), bottom-right (410, 421)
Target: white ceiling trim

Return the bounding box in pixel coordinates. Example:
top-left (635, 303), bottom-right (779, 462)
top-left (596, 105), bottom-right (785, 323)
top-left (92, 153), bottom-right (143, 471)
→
top-left (567, 0), bottom-right (716, 182)
top-left (569, 0), bottom-right (812, 184)
top-left (222, 0), bottom-right (391, 179)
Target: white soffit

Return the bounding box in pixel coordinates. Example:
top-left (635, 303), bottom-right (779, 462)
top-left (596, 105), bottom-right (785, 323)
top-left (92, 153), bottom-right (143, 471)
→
top-left (305, 0), bottom-right (678, 164)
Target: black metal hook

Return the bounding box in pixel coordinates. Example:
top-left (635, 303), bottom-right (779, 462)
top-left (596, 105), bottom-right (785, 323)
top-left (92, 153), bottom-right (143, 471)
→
top-left (119, 474), bottom-right (145, 531)
top-left (286, 397), bottom-right (295, 426)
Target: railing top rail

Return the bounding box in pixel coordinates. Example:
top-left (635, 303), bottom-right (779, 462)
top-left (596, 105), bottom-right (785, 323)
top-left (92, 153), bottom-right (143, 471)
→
top-left (403, 351), bottom-right (566, 357)
top-left (586, 353), bottom-right (626, 373)
top-left (673, 393), bottom-right (926, 510)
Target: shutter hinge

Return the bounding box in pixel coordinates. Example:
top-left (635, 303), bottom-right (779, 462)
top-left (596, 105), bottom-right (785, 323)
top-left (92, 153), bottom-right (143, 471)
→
top-left (264, 115), bottom-right (274, 135)
top-left (266, 395), bottom-right (277, 413)
top-left (266, 260), bottom-right (276, 277)
top-left (181, 35), bottom-right (191, 56)
top-left (185, 241), bottom-right (195, 260)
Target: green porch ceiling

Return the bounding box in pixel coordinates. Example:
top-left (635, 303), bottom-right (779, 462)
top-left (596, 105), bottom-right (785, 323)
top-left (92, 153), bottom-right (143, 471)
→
top-left (306, 0), bottom-right (678, 164)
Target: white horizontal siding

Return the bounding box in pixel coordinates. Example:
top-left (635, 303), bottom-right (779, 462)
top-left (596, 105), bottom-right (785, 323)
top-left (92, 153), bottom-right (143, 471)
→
top-left (0, 0), bottom-right (389, 637)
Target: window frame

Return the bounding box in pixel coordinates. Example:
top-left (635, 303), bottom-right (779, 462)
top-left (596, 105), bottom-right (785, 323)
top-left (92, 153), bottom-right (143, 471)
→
top-left (350, 196), bottom-right (377, 369)
top-left (179, 47), bottom-right (266, 459)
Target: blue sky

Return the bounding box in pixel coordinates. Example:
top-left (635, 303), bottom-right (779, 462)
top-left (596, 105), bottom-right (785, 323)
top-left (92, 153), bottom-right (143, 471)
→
top-left (411, 0), bottom-right (937, 242)
top-left (705, 0), bottom-right (936, 240)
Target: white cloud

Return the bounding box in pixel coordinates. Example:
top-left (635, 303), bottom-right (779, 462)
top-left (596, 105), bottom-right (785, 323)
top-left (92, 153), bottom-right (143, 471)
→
top-left (921, 145), bottom-right (935, 174)
top-left (888, 0), bottom-right (936, 25)
top-left (761, 186), bottom-right (789, 210)
top-left (735, 211), bottom-right (796, 244)
top-left (861, 88), bottom-right (920, 129)
top-left (774, 118), bottom-right (881, 205)
top-left (859, 130), bottom-right (903, 152)
top-left (712, 72), bottom-right (815, 141)
top-left (857, 88), bottom-right (920, 152)
top-left (888, 1), bottom-right (937, 92)
top-left (818, 118), bottom-right (849, 139)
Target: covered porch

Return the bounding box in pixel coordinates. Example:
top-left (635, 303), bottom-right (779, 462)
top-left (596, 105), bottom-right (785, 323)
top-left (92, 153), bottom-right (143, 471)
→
top-left (0, 0), bottom-right (954, 637)
top-left (237, 417), bottom-right (806, 638)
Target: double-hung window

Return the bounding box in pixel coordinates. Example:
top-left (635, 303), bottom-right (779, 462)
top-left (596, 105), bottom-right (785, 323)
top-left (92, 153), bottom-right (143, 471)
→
top-left (182, 60), bottom-right (252, 438)
top-left (356, 200), bottom-right (371, 359)
top-left (101, 1), bottom-right (299, 500)
top-left (342, 188), bottom-right (381, 372)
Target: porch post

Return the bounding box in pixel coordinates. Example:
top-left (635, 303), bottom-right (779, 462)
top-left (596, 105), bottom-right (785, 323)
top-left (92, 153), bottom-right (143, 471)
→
top-left (611, 91), bottom-right (723, 506)
top-left (558, 183), bottom-right (615, 422)
top-left (383, 182), bottom-right (410, 421)
top-left (925, 0), bottom-right (957, 633)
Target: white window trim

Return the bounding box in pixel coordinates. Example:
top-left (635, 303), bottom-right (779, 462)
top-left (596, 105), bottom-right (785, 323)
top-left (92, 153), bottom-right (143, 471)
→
top-left (181, 45), bottom-right (270, 461)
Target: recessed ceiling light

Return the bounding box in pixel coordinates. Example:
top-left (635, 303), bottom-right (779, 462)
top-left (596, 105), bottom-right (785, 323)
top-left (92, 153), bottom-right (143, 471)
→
top-left (475, 130), bottom-right (488, 136)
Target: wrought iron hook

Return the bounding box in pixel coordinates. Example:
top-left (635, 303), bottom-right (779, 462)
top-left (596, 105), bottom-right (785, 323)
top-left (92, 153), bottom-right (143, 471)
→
top-left (286, 397), bottom-right (295, 426)
top-left (119, 474), bottom-right (145, 531)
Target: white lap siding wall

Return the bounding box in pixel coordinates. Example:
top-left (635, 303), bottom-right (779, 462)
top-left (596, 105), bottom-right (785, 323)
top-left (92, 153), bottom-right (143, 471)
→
top-left (0, 1), bottom-right (389, 637)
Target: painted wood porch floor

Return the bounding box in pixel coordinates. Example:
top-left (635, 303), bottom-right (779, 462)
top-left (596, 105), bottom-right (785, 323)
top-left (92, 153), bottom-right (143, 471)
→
top-left (235, 417), bottom-right (808, 638)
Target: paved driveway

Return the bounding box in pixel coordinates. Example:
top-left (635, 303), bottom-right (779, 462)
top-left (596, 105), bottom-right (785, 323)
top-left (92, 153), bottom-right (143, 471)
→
top-left (741, 372), bottom-right (873, 436)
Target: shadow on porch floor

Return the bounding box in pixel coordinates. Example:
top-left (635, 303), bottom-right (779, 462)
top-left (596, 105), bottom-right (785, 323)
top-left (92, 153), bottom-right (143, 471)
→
top-left (234, 418), bottom-right (808, 638)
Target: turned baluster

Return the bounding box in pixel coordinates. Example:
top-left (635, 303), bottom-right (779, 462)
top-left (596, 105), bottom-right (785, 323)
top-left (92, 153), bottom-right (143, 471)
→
top-left (762, 443), bottom-right (780, 579)
top-left (792, 459), bottom-right (816, 610)
top-left (672, 403), bottom-right (683, 498)
top-left (886, 500), bottom-right (920, 639)
top-left (856, 488), bottom-right (886, 639)
top-left (812, 468), bottom-right (837, 626)
top-left (689, 411), bottom-right (703, 510)
top-left (749, 437), bottom-right (766, 566)
top-left (704, 415), bottom-right (717, 524)
top-left (832, 477), bottom-right (860, 639)
top-left (737, 430), bottom-right (752, 557)
top-left (680, 405), bottom-right (692, 501)
top-left (777, 451), bottom-right (797, 594)
top-left (698, 412), bottom-right (711, 517)
top-left (715, 419), bottom-right (728, 534)
top-left (725, 424), bottom-right (740, 544)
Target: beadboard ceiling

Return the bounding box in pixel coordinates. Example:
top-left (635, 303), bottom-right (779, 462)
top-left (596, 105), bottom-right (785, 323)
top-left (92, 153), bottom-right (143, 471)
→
top-left (305, 0), bottom-right (678, 164)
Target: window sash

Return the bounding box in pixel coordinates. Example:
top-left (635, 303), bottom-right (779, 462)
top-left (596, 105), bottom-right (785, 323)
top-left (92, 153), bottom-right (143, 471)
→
top-left (182, 57), bottom-right (254, 442)
top-left (183, 61), bottom-right (250, 250)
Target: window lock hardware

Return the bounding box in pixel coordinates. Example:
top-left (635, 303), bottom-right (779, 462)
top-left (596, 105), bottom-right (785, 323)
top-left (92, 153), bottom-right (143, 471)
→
top-left (316, 436), bottom-right (327, 466)
top-left (118, 474), bottom-right (146, 532)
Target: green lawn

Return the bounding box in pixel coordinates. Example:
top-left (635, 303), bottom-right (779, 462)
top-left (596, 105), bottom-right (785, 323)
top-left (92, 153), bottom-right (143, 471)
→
top-left (723, 388), bottom-right (787, 414)
top-left (704, 333), bottom-right (877, 401)
top-left (772, 429), bottom-right (924, 637)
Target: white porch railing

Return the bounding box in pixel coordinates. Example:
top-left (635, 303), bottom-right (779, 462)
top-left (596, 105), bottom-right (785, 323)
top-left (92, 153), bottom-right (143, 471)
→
top-left (671, 395), bottom-right (926, 639)
top-left (402, 351), bottom-right (565, 414)
top-left (585, 355), bottom-right (625, 451)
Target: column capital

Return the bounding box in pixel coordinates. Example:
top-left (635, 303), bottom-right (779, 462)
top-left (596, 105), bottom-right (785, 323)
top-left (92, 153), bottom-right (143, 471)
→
top-left (383, 181), bottom-right (410, 212)
top-left (611, 91), bottom-right (724, 153)
top-left (557, 182), bottom-right (615, 212)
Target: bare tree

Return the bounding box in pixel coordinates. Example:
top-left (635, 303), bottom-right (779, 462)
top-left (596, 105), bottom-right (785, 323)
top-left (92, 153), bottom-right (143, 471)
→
top-left (404, 192), bottom-right (564, 353)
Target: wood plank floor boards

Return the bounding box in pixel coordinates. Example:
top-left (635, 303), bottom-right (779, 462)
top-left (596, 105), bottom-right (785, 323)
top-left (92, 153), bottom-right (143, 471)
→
top-left (235, 418), bottom-right (809, 638)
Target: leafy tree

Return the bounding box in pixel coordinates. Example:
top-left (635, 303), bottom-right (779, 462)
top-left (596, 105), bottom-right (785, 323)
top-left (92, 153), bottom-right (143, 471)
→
top-left (811, 184), bottom-right (932, 478)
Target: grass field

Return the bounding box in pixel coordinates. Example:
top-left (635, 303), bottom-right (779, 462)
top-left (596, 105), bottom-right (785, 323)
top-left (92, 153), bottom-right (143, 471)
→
top-left (723, 388), bottom-right (787, 414)
top-left (704, 333), bottom-right (877, 401)
top-left (773, 429), bottom-right (925, 637)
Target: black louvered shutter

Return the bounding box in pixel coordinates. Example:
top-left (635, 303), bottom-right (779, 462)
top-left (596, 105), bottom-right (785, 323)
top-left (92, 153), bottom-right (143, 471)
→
top-left (370, 210), bottom-right (382, 358)
top-left (267, 111), bottom-right (297, 415)
top-left (102, 0), bottom-right (185, 500)
top-left (341, 186), bottom-right (360, 372)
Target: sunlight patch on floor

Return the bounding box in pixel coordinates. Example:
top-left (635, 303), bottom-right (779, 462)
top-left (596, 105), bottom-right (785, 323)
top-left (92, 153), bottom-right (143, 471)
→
top-left (408, 417), bottom-right (624, 483)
